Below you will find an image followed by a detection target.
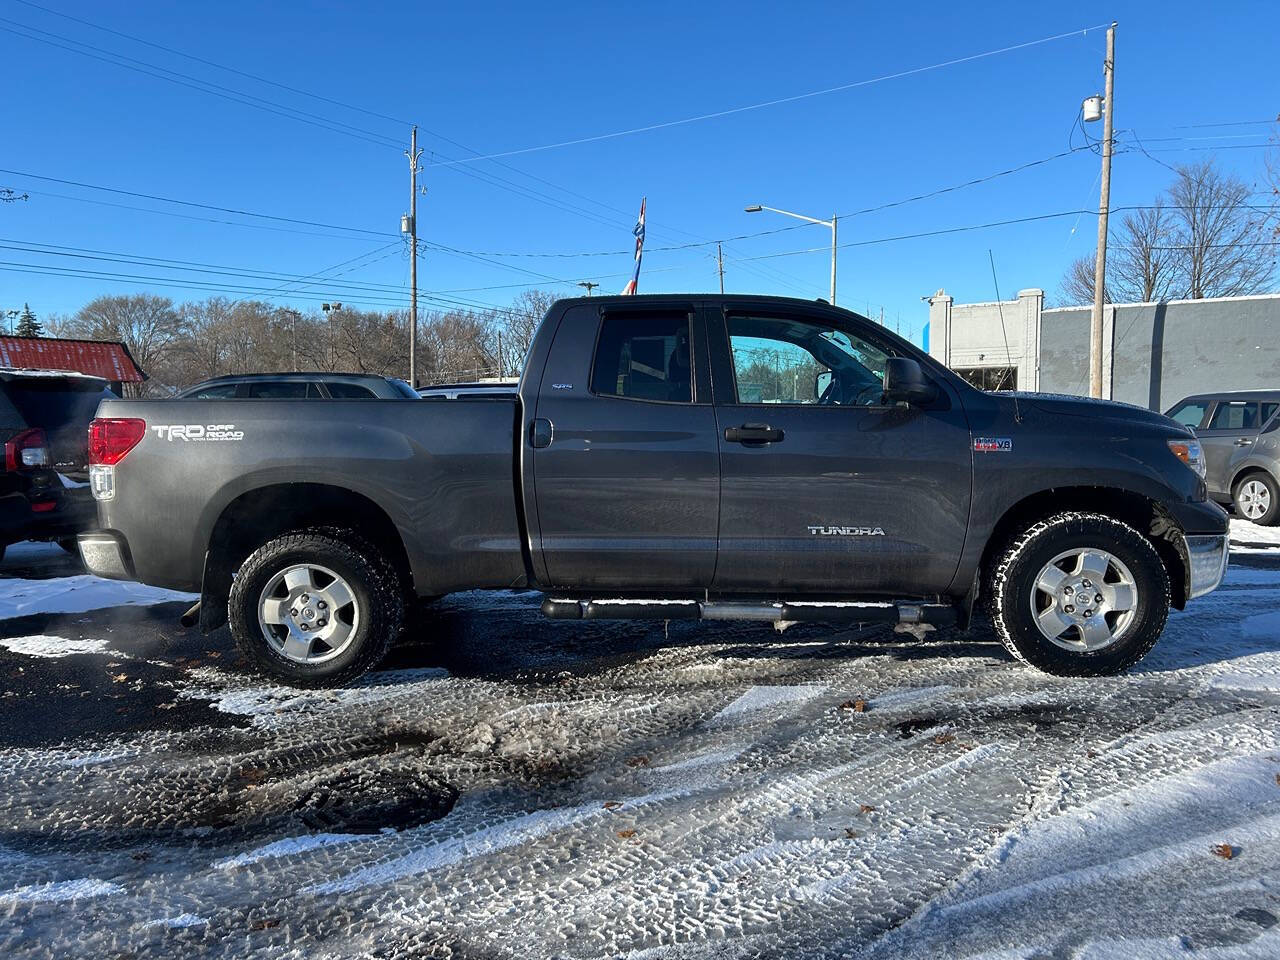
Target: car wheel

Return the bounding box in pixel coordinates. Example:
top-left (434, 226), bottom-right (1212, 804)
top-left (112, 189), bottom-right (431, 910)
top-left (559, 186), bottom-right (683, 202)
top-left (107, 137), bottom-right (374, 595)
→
top-left (228, 527), bottom-right (403, 687)
top-left (1233, 472), bottom-right (1279, 526)
top-left (989, 512), bottom-right (1170, 676)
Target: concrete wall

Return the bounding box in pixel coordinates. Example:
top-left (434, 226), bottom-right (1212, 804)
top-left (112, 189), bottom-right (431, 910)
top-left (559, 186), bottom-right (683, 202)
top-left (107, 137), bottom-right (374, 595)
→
top-left (929, 291), bottom-right (1280, 411)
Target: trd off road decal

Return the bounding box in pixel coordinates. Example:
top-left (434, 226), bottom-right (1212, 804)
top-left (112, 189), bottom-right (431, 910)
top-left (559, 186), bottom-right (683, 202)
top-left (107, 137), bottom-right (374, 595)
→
top-left (151, 424), bottom-right (245, 442)
top-left (973, 437), bottom-right (1012, 453)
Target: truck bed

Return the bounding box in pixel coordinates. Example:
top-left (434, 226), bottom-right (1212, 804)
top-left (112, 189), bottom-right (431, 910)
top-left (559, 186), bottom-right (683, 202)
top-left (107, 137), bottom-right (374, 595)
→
top-left (92, 397), bottom-right (527, 595)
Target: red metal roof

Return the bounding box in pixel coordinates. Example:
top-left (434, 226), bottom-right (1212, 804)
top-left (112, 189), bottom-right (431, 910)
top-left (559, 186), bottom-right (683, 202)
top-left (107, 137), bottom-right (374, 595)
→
top-left (0, 336), bottom-right (146, 383)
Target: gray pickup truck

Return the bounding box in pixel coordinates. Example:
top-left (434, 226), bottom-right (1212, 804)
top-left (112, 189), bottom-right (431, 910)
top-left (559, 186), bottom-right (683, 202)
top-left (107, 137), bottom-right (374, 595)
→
top-left (79, 295), bottom-right (1229, 686)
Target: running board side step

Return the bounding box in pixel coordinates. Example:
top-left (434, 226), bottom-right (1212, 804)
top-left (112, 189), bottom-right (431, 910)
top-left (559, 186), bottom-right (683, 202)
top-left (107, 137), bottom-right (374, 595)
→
top-left (540, 597), bottom-right (956, 627)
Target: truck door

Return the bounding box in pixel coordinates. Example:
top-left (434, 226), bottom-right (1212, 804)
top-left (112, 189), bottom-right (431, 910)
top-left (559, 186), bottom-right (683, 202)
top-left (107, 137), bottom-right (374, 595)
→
top-left (707, 305), bottom-right (972, 595)
top-left (529, 302), bottom-right (720, 589)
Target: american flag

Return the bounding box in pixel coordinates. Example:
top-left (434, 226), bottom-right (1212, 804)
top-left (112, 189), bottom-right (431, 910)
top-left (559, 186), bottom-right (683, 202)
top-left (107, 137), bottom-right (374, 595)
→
top-left (620, 197), bottom-right (646, 295)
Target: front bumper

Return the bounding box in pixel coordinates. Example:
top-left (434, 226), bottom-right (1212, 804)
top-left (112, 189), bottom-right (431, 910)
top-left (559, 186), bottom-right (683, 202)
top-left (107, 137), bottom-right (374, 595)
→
top-left (1185, 533), bottom-right (1229, 600)
top-left (77, 530), bottom-right (135, 581)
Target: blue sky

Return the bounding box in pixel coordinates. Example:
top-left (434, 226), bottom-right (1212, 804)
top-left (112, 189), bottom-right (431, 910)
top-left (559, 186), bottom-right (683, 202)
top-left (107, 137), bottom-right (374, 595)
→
top-left (1, 0), bottom-right (1276, 343)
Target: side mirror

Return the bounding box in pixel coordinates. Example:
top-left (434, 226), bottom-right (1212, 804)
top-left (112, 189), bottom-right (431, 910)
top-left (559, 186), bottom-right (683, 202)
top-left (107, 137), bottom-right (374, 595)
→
top-left (815, 370), bottom-right (832, 400)
top-left (883, 357), bottom-right (938, 405)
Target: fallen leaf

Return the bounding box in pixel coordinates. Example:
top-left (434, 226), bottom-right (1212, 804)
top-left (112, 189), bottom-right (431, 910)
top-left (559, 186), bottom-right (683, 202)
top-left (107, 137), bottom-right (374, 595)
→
top-left (250, 918), bottom-right (280, 931)
top-left (1087, 749), bottom-right (1098, 759)
top-left (844, 828), bottom-right (860, 839)
top-left (616, 829), bottom-right (636, 839)
top-left (933, 733), bottom-right (956, 745)
top-left (625, 755), bottom-right (650, 768)
top-left (839, 699), bottom-right (868, 712)
top-left (602, 801), bottom-right (623, 810)
top-left (1212, 844), bottom-right (1234, 860)
top-left (859, 804), bottom-right (876, 814)
top-left (206, 651), bottom-right (221, 659)
top-left (1274, 774), bottom-right (1279, 787)
top-left (111, 673), bottom-right (129, 683)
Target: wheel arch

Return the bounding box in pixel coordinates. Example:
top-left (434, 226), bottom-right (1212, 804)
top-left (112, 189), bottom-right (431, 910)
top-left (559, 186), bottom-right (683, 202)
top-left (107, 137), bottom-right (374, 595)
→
top-left (977, 487), bottom-right (1190, 611)
top-left (1229, 463), bottom-right (1277, 494)
top-left (199, 482), bottom-right (412, 631)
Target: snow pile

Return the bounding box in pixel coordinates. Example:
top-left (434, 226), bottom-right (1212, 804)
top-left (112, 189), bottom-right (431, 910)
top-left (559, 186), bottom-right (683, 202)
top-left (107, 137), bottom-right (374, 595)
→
top-left (0, 635), bottom-right (109, 658)
top-left (0, 574), bottom-right (194, 620)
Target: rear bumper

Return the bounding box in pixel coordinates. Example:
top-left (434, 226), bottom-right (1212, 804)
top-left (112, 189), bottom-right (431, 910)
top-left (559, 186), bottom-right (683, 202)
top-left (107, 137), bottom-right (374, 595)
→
top-left (1185, 533), bottom-right (1229, 600)
top-left (77, 530), bottom-right (135, 581)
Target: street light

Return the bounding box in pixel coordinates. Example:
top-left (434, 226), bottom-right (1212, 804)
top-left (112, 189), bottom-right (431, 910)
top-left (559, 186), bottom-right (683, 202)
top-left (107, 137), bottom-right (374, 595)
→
top-left (745, 204), bottom-right (838, 304)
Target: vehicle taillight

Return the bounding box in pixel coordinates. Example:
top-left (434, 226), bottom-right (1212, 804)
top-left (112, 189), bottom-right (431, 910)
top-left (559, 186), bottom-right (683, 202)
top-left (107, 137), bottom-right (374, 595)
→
top-left (88, 418), bottom-right (146, 466)
top-left (5, 428), bottom-right (48, 472)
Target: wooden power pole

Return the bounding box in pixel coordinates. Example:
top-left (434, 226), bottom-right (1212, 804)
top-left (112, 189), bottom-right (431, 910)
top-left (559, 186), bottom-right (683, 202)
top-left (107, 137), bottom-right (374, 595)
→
top-left (406, 126), bottom-right (423, 387)
top-left (1089, 23), bottom-right (1116, 399)
top-left (717, 242), bottom-right (725, 294)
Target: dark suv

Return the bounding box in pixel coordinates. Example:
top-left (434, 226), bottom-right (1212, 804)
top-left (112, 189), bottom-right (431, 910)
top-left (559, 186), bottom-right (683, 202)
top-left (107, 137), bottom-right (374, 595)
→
top-left (1166, 390), bottom-right (1280, 525)
top-left (178, 373), bottom-right (419, 400)
top-left (0, 369), bottom-right (115, 560)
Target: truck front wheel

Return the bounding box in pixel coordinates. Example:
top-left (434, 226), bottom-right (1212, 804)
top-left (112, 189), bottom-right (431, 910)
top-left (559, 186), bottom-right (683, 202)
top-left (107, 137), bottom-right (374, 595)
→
top-left (989, 512), bottom-right (1170, 676)
top-left (228, 528), bottom-right (403, 687)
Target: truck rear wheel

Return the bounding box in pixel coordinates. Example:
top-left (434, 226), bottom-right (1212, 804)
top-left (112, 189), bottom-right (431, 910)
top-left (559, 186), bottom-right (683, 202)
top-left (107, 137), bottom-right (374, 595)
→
top-left (228, 528), bottom-right (403, 687)
top-left (989, 512), bottom-right (1170, 676)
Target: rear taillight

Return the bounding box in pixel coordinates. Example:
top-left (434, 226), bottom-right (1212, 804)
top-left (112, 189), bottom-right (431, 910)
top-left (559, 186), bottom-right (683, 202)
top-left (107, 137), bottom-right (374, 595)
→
top-left (88, 418), bottom-right (146, 503)
top-left (88, 418), bottom-right (146, 466)
top-left (5, 428), bottom-right (48, 472)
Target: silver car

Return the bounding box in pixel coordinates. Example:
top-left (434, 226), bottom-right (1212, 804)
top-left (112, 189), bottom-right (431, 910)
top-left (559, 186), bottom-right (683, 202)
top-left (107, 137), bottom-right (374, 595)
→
top-left (1166, 390), bottom-right (1280, 525)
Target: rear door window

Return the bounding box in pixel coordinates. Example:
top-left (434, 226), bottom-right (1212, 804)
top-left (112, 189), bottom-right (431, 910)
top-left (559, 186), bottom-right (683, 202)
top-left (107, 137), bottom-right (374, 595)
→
top-left (1207, 401), bottom-right (1259, 431)
top-left (185, 383), bottom-right (239, 399)
top-left (325, 382), bottom-right (379, 399)
top-left (244, 381), bottom-right (321, 399)
top-left (1262, 402), bottom-right (1279, 426)
top-left (591, 312), bottom-right (693, 403)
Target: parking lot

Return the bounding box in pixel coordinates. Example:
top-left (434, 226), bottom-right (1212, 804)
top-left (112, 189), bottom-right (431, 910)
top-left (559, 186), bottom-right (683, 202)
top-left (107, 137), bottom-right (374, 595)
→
top-left (1, 522), bottom-right (1278, 959)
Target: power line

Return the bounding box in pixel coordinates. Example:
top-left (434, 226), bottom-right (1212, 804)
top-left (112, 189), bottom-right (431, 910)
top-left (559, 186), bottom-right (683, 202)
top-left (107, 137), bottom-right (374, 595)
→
top-left (430, 24), bottom-right (1112, 165)
top-left (0, 167), bottom-right (392, 238)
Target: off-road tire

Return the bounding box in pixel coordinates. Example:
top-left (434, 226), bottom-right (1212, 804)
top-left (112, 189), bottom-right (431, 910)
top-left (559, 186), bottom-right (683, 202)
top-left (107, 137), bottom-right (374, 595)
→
top-left (1233, 471), bottom-right (1279, 526)
top-left (989, 512), bottom-right (1170, 676)
top-left (228, 527), bottom-right (403, 687)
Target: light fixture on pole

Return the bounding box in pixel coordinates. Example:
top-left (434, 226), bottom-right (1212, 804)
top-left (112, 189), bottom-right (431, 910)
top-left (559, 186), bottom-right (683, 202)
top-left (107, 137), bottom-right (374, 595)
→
top-left (577, 281), bottom-right (599, 297)
top-left (745, 204), bottom-right (838, 304)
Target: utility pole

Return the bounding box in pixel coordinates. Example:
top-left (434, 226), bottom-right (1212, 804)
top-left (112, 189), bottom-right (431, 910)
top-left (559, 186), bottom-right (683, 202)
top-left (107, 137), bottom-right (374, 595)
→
top-left (576, 281), bottom-right (599, 297)
top-left (1089, 22), bottom-right (1116, 399)
top-left (717, 242), bottom-right (725, 294)
top-left (829, 215), bottom-right (838, 305)
top-left (406, 126), bottom-right (423, 387)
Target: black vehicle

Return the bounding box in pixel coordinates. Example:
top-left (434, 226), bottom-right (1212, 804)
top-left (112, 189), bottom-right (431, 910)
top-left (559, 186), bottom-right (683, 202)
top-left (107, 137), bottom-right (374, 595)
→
top-left (0, 369), bottom-right (114, 561)
top-left (1165, 390), bottom-right (1280, 525)
top-left (78, 295), bottom-right (1228, 686)
top-left (179, 372), bottom-right (419, 400)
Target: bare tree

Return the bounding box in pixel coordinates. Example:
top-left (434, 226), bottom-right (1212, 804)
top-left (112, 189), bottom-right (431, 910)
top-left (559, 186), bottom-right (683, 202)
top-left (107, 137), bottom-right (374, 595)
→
top-left (1061, 159), bottom-right (1277, 304)
top-left (58, 294), bottom-right (185, 395)
top-left (1059, 202), bottom-right (1178, 305)
top-left (1167, 160), bottom-right (1276, 299)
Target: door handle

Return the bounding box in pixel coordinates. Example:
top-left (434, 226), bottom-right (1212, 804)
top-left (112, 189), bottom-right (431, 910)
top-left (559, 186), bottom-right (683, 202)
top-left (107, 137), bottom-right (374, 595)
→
top-left (530, 418), bottom-right (554, 449)
top-left (724, 423), bottom-right (784, 444)
top-left (1234, 438), bottom-right (1254, 446)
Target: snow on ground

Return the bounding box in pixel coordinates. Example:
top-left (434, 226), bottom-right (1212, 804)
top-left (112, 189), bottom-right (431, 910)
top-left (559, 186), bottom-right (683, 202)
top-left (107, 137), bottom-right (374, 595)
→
top-left (0, 535), bottom-right (1276, 957)
top-left (0, 574), bottom-right (194, 620)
